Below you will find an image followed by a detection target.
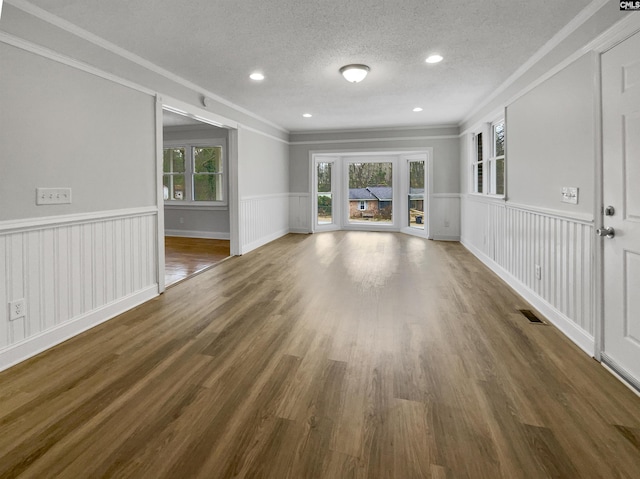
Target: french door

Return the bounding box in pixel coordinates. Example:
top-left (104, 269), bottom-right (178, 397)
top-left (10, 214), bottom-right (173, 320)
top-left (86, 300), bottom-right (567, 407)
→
top-left (401, 154), bottom-right (429, 238)
top-left (312, 151), bottom-right (430, 235)
top-left (313, 156), bottom-right (340, 232)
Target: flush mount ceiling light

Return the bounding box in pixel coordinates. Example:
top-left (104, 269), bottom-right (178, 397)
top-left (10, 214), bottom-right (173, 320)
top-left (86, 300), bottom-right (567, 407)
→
top-left (413, 107), bottom-right (423, 112)
top-left (303, 113), bottom-right (312, 118)
top-left (339, 64), bottom-right (370, 83)
top-left (425, 54), bottom-right (443, 64)
top-left (249, 72), bottom-right (265, 81)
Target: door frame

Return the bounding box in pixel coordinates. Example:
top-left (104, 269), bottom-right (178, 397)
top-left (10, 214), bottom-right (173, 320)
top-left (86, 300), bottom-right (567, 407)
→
top-left (309, 148), bottom-right (433, 235)
top-left (311, 155), bottom-right (341, 233)
top-left (399, 153), bottom-right (432, 239)
top-left (155, 95), bottom-right (239, 293)
top-left (592, 18), bottom-right (640, 361)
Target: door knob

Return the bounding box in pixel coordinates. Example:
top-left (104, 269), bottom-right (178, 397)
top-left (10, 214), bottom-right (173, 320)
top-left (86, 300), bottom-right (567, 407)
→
top-left (596, 226), bottom-right (615, 238)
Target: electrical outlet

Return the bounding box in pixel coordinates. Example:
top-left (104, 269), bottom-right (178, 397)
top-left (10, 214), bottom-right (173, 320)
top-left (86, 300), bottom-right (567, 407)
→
top-left (9, 299), bottom-right (25, 321)
top-left (535, 264), bottom-right (542, 280)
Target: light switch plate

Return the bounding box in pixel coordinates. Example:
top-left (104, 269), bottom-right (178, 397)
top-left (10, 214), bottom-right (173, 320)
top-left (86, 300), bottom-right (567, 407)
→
top-left (36, 188), bottom-right (72, 205)
top-left (561, 186), bottom-right (578, 205)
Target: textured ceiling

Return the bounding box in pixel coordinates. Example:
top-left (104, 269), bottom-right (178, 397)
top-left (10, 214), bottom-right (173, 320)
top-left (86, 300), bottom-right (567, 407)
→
top-left (26, 0), bottom-right (593, 132)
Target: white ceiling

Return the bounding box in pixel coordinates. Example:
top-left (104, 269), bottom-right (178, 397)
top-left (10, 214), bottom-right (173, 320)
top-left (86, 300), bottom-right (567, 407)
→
top-left (26, 0), bottom-right (593, 132)
top-left (162, 110), bottom-right (208, 128)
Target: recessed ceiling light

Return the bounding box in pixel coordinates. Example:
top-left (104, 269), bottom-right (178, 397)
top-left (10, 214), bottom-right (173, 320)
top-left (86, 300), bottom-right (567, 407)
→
top-left (303, 113), bottom-right (312, 118)
top-left (249, 72), bottom-right (265, 81)
top-left (413, 107), bottom-right (423, 112)
top-left (425, 54), bottom-right (443, 64)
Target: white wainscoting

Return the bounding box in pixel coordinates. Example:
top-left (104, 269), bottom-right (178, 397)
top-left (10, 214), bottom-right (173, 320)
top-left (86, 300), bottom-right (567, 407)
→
top-left (289, 193), bottom-right (311, 234)
top-left (461, 195), bottom-right (595, 355)
top-left (239, 194), bottom-right (290, 254)
top-left (430, 194), bottom-right (461, 241)
top-left (0, 207), bottom-right (159, 371)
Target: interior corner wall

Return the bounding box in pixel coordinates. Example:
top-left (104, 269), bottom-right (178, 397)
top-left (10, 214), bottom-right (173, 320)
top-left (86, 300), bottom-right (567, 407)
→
top-left (507, 53), bottom-right (596, 215)
top-left (237, 127), bottom-right (290, 254)
top-left (162, 126), bottom-right (231, 239)
top-left (0, 42), bottom-right (158, 371)
top-left (460, 52), bottom-right (597, 356)
top-left (288, 128), bottom-right (461, 237)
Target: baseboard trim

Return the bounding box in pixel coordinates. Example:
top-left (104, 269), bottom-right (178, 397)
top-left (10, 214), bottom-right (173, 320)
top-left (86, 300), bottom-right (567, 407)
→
top-left (601, 357), bottom-right (640, 397)
top-left (289, 228), bottom-right (311, 234)
top-left (432, 235), bottom-right (461, 242)
top-left (241, 228), bottom-right (289, 255)
top-left (461, 240), bottom-right (595, 357)
top-left (0, 285), bottom-right (159, 372)
top-left (165, 229), bottom-right (230, 240)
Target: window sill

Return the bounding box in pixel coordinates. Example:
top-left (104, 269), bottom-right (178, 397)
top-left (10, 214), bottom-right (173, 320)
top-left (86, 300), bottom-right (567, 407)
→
top-left (164, 203), bottom-right (228, 211)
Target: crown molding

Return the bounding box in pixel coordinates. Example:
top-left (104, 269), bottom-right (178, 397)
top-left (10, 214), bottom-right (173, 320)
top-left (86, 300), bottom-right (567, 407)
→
top-left (290, 135), bottom-right (459, 146)
top-left (6, 0), bottom-right (289, 135)
top-left (0, 31), bottom-right (156, 96)
top-left (290, 123), bottom-right (459, 136)
top-left (461, 0), bottom-right (609, 126)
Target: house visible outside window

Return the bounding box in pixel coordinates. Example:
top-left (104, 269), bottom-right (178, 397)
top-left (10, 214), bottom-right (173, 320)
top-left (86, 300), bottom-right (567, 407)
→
top-left (471, 118), bottom-right (505, 197)
top-left (163, 144), bottom-right (225, 204)
top-left (359, 201), bottom-right (367, 210)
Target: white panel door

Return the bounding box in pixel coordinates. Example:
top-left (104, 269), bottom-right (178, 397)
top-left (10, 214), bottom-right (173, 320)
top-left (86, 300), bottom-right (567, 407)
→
top-left (602, 31), bottom-right (640, 386)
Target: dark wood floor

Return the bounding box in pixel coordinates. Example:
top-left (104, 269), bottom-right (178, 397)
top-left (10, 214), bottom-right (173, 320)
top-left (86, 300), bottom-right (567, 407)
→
top-left (164, 236), bottom-right (230, 287)
top-left (1, 232), bottom-right (639, 478)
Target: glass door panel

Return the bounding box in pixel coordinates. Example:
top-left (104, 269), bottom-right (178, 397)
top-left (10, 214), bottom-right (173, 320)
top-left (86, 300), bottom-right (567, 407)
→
top-left (408, 160), bottom-right (425, 230)
top-left (317, 162), bottom-right (333, 225)
top-left (347, 162), bottom-right (393, 224)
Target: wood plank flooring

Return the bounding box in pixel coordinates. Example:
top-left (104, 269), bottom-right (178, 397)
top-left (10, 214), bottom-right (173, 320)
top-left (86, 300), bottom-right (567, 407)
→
top-left (164, 236), bottom-right (230, 287)
top-left (1, 232), bottom-right (639, 478)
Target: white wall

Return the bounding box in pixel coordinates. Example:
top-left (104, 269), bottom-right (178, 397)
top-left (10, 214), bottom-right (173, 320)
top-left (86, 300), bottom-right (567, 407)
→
top-left (237, 127), bottom-right (290, 253)
top-left (507, 53), bottom-right (595, 215)
top-left (162, 125), bottom-right (230, 239)
top-left (0, 43), bottom-right (156, 221)
top-left (0, 4), bottom-right (290, 369)
top-left (0, 43), bottom-right (159, 371)
top-left (456, 2), bottom-right (635, 358)
top-left (288, 127), bottom-right (461, 237)
top-left (460, 53), bottom-right (599, 356)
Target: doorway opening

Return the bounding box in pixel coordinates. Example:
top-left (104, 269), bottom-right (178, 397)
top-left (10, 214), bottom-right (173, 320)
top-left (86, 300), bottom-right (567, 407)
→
top-left (161, 109), bottom-right (231, 287)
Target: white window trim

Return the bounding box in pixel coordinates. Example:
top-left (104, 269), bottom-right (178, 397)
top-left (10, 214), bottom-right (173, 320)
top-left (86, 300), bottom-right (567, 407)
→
top-left (163, 139), bottom-right (227, 207)
top-left (488, 118), bottom-right (505, 197)
top-left (470, 118), bottom-right (505, 198)
top-left (358, 200), bottom-right (367, 210)
top-left (469, 126), bottom-right (487, 195)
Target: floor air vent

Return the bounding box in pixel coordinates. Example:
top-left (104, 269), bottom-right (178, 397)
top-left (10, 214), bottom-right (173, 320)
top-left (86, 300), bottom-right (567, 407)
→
top-left (519, 309), bottom-right (544, 324)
